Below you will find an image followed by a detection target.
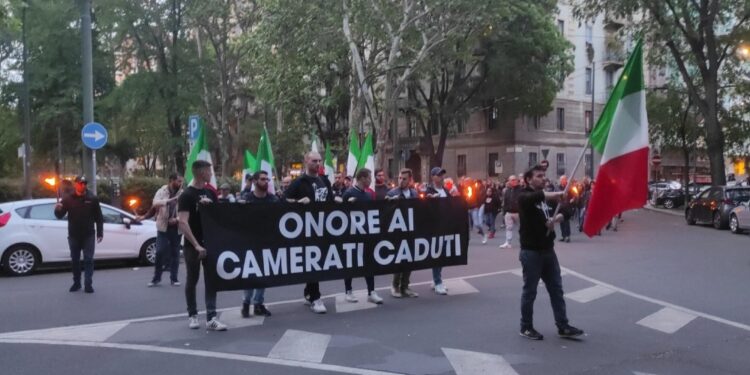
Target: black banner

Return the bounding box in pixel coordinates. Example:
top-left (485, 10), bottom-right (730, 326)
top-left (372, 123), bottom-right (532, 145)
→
top-left (200, 197), bottom-right (469, 291)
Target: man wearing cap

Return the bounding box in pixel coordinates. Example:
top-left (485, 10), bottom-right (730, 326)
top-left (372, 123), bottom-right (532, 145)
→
top-left (54, 175), bottom-right (104, 293)
top-left (218, 183), bottom-right (236, 202)
top-left (422, 167), bottom-right (450, 295)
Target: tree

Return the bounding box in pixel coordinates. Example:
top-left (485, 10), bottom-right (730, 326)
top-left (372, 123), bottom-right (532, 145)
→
top-left (573, 0), bottom-right (750, 185)
top-left (409, 0), bottom-right (573, 167)
top-left (647, 85), bottom-right (702, 204)
top-left (190, 0), bottom-right (258, 177)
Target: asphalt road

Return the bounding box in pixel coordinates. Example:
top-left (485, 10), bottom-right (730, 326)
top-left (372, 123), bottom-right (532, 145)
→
top-left (1, 208), bottom-right (749, 375)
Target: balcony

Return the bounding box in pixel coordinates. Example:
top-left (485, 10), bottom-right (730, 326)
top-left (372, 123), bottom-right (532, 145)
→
top-left (603, 13), bottom-right (626, 33)
top-left (602, 35), bottom-right (626, 72)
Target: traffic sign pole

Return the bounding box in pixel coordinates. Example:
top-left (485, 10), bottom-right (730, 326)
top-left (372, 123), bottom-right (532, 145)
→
top-left (80, 0), bottom-right (96, 194)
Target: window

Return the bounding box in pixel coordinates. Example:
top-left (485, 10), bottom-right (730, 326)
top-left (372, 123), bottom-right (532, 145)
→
top-left (388, 158), bottom-right (395, 179)
top-left (585, 24), bottom-right (593, 43)
top-left (530, 115), bottom-right (540, 129)
top-left (102, 207), bottom-right (124, 225)
top-left (455, 117), bottom-right (465, 134)
top-left (585, 154), bottom-right (592, 176)
top-left (585, 110), bottom-right (593, 132)
top-left (407, 118), bottom-right (417, 137)
top-left (556, 153), bottom-right (566, 176)
top-left (556, 108), bottom-right (565, 131)
top-left (27, 204), bottom-right (59, 220)
top-left (557, 20), bottom-right (564, 35)
top-left (488, 153), bottom-right (499, 177)
top-left (528, 152), bottom-right (538, 168)
top-left (457, 154), bottom-right (467, 177)
top-left (606, 70), bottom-right (615, 89)
top-left (585, 68), bottom-right (593, 95)
top-left (488, 106), bottom-right (499, 130)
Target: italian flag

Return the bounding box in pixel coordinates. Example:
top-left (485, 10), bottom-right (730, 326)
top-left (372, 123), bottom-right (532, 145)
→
top-left (184, 119), bottom-right (217, 187)
top-left (358, 132), bottom-right (375, 188)
top-left (257, 127), bottom-right (276, 195)
top-left (346, 130), bottom-right (360, 177)
top-left (240, 150), bottom-right (256, 191)
top-left (324, 143), bottom-right (336, 185)
top-left (583, 40), bottom-right (648, 237)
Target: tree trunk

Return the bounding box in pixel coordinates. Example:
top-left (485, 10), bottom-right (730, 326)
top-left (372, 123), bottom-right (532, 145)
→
top-left (683, 147), bottom-right (690, 206)
top-left (703, 77), bottom-right (726, 186)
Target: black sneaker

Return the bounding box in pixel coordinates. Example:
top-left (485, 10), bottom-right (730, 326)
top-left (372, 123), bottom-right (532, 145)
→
top-left (241, 303), bottom-right (250, 318)
top-left (558, 325), bottom-right (584, 338)
top-left (84, 285), bottom-right (94, 294)
top-left (520, 327), bottom-right (544, 340)
top-left (254, 304), bottom-right (272, 317)
top-left (69, 283), bottom-right (81, 292)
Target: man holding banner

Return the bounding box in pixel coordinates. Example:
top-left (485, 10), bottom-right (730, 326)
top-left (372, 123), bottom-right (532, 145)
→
top-left (240, 171), bottom-right (277, 318)
top-left (284, 151), bottom-right (339, 314)
top-left (387, 168), bottom-right (419, 298)
top-left (341, 168), bottom-right (383, 305)
top-left (423, 167), bottom-right (450, 296)
top-left (178, 160), bottom-right (227, 331)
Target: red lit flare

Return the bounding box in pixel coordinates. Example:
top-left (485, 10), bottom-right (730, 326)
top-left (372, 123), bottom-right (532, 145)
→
top-left (44, 177), bottom-right (56, 187)
top-left (128, 198), bottom-right (139, 208)
top-left (466, 186), bottom-right (473, 199)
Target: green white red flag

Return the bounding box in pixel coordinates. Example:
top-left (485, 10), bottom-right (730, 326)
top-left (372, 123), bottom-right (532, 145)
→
top-left (583, 40), bottom-right (649, 236)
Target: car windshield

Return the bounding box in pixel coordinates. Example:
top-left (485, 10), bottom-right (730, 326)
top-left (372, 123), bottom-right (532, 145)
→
top-left (726, 189), bottom-right (750, 202)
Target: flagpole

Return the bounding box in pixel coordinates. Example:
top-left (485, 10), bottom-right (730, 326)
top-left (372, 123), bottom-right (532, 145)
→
top-left (547, 137), bottom-right (592, 234)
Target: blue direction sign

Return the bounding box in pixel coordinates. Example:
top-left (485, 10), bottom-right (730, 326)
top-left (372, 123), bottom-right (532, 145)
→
top-left (81, 122), bottom-right (108, 150)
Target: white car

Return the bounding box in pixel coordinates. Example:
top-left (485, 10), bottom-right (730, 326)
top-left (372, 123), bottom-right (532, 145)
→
top-left (0, 198), bottom-right (157, 276)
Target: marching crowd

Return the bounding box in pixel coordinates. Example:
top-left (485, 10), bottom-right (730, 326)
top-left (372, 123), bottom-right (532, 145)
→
top-left (57, 150), bottom-right (585, 339)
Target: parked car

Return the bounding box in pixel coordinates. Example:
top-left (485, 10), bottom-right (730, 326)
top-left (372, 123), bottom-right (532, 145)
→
top-left (0, 198), bottom-right (157, 276)
top-left (729, 200), bottom-right (750, 234)
top-left (653, 188), bottom-right (685, 209)
top-left (685, 186), bottom-right (750, 229)
top-left (648, 181), bottom-right (681, 201)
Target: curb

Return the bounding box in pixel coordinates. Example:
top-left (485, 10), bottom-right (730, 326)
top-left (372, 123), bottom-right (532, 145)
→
top-left (642, 205), bottom-right (683, 217)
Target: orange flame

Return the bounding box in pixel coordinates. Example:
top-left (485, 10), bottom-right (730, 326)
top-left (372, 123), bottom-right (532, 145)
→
top-left (466, 186), bottom-right (473, 198)
top-left (44, 177), bottom-right (56, 187)
top-left (128, 198), bottom-right (139, 208)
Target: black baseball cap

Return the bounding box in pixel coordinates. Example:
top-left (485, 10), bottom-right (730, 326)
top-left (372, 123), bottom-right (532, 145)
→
top-left (430, 167), bottom-right (447, 176)
top-left (74, 175), bottom-right (87, 184)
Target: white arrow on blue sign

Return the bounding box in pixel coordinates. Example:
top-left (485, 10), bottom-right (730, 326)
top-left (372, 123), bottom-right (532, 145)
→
top-left (81, 122), bottom-right (108, 150)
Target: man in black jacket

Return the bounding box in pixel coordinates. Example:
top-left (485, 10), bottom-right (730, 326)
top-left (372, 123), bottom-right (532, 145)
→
top-left (54, 175), bottom-right (103, 293)
top-left (284, 151), bottom-right (341, 314)
top-left (517, 165), bottom-right (583, 340)
top-left (499, 175), bottom-right (521, 249)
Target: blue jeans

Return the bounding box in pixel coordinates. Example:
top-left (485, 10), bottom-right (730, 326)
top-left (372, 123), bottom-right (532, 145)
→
top-left (69, 235), bottom-right (95, 286)
top-left (432, 267), bottom-right (442, 285)
top-left (243, 288), bottom-right (266, 305)
top-left (152, 226), bottom-right (181, 283)
top-left (484, 212), bottom-right (496, 234)
top-left (519, 249), bottom-right (568, 329)
top-left (560, 218), bottom-right (571, 238)
top-left (470, 207), bottom-right (484, 234)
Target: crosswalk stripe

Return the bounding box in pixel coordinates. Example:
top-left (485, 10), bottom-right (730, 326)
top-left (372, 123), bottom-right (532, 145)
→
top-left (0, 322), bottom-right (128, 342)
top-left (442, 279), bottom-right (479, 295)
top-left (219, 309), bottom-right (266, 328)
top-left (637, 307), bottom-right (697, 334)
top-left (566, 285), bottom-right (615, 303)
top-left (335, 291), bottom-right (379, 313)
top-left (268, 329), bottom-right (331, 363)
top-left (442, 348), bottom-right (519, 375)
top-left (633, 371), bottom-right (658, 375)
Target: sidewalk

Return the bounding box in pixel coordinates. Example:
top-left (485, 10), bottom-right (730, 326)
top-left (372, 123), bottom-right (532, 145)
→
top-left (642, 203), bottom-right (683, 217)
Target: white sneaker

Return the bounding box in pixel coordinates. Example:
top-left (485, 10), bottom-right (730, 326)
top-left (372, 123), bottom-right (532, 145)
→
top-left (311, 300), bottom-right (327, 314)
top-left (390, 287), bottom-right (402, 298)
top-left (499, 242), bottom-right (512, 249)
top-left (402, 288), bottom-right (419, 298)
top-left (188, 315), bottom-right (200, 329)
top-left (482, 233), bottom-right (488, 244)
top-left (368, 291), bottom-right (384, 304)
top-left (344, 290), bottom-right (358, 303)
top-left (434, 283), bottom-right (448, 295)
top-left (206, 317), bottom-right (227, 331)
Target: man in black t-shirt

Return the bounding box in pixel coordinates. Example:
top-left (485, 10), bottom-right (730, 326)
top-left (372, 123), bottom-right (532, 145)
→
top-left (517, 164), bottom-right (583, 340)
top-left (284, 151), bottom-right (340, 314)
top-left (178, 160), bottom-right (227, 331)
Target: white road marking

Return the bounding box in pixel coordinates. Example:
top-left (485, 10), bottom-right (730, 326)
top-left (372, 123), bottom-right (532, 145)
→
top-left (562, 267), bottom-right (750, 332)
top-left (0, 322), bottom-right (127, 342)
top-left (633, 371), bottom-right (659, 375)
top-left (268, 329), bottom-right (331, 363)
top-left (218, 309), bottom-right (266, 329)
top-left (0, 338), bottom-right (400, 375)
top-left (335, 291), bottom-right (378, 313)
top-left (442, 279), bottom-right (479, 295)
top-left (442, 348), bottom-right (519, 375)
top-left (637, 307), bottom-right (697, 334)
top-left (566, 285), bottom-right (616, 303)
